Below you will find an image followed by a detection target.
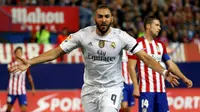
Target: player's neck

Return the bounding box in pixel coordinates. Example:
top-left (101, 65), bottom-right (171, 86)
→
top-left (144, 32), bottom-right (154, 43)
top-left (96, 28), bottom-right (111, 36)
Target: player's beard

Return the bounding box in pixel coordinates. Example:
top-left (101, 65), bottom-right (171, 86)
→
top-left (96, 22), bottom-right (111, 35)
top-left (152, 33), bottom-right (157, 38)
top-left (151, 30), bottom-right (159, 38)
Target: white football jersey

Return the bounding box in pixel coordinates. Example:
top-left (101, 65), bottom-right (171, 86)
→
top-left (60, 26), bottom-right (142, 86)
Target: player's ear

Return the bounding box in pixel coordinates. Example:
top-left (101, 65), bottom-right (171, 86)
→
top-left (146, 24), bottom-right (150, 29)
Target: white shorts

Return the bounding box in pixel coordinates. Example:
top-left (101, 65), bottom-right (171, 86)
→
top-left (81, 84), bottom-right (123, 112)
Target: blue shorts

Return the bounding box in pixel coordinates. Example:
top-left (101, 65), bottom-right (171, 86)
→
top-left (7, 94), bottom-right (27, 105)
top-left (139, 92), bottom-right (169, 112)
top-left (122, 83), bottom-right (135, 106)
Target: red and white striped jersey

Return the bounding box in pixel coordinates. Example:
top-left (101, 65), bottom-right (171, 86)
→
top-left (7, 61), bottom-right (29, 95)
top-left (128, 37), bottom-right (168, 92)
top-left (122, 50), bottom-right (132, 84)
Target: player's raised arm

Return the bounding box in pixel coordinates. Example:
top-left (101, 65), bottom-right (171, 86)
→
top-left (17, 46), bottom-right (65, 71)
top-left (16, 28), bottom-right (81, 72)
top-left (121, 30), bottom-right (167, 76)
top-left (134, 50), bottom-right (167, 75)
top-left (28, 46), bottom-right (65, 65)
top-left (134, 50), bottom-right (179, 85)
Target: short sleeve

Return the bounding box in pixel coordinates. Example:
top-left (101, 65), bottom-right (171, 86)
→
top-left (162, 43), bottom-right (167, 54)
top-left (128, 54), bottom-right (138, 60)
top-left (121, 31), bottom-right (143, 54)
top-left (60, 31), bottom-right (81, 53)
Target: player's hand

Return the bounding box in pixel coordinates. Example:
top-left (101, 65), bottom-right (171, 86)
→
top-left (9, 64), bottom-right (20, 73)
top-left (16, 56), bottom-right (30, 71)
top-left (165, 70), bottom-right (180, 87)
top-left (133, 85), bottom-right (140, 98)
top-left (183, 78), bottom-right (193, 88)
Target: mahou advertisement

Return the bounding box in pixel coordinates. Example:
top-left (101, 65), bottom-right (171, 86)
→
top-left (0, 6), bottom-right (79, 32)
top-left (0, 89), bottom-right (200, 112)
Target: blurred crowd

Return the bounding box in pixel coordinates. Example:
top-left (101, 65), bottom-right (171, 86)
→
top-left (0, 0), bottom-right (199, 45)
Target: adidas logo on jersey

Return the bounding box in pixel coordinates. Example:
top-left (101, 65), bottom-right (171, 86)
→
top-left (87, 42), bottom-right (93, 46)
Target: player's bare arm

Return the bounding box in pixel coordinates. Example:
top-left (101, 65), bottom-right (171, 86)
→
top-left (28, 75), bottom-right (36, 95)
top-left (27, 69), bottom-right (36, 95)
top-left (127, 58), bottom-right (140, 98)
top-left (166, 60), bottom-right (193, 88)
top-left (27, 46), bottom-right (65, 65)
top-left (135, 50), bottom-right (180, 86)
top-left (17, 47), bottom-right (65, 71)
top-left (135, 50), bottom-right (166, 75)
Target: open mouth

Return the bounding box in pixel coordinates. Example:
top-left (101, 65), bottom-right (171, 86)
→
top-left (101, 23), bottom-right (107, 26)
top-left (101, 25), bottom-right (107, 29)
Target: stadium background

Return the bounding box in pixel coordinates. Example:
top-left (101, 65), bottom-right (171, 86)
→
top-left (0, 0), bottom-right (199, 112)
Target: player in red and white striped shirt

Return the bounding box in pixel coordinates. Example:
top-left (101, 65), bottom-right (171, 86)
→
top-left (128, 16), bottom-right (193, 112)
top-left (120, 50), bottom-right (140, 112)
top-left (122, 51), bottom-right (133, 85)
top-left (6, 47), bottom-right (35, 112)
top-left (120, 50), bottom-right (135, 112)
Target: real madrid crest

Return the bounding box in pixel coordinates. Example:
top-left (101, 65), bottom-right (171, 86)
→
top-left (110, 42), bottom-right (116, 49)
top-left (99, 40), bottom-right (105, 48)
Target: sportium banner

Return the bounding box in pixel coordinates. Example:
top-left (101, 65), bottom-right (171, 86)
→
top-left (0, 90), bottom-right (83, 112)
top-left (167, 89), bottom-right (200, 112)
top-left (0, 6), bottom-right (79, 32)
top-left (0, 89), bottom-right (199, 112)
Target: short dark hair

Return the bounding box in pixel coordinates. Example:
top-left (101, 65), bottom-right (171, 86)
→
top-left (96, 5), bottom-right (112, 15)
top-left (143, 16), bottom-right (159, 30)
top-left (14, 46), bottom-right (22, 53)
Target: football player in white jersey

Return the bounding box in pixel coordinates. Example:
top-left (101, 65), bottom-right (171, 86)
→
top-left (6, 47), bottom-right (35, 112)
top-left (11, 5), bottom-right (179, 112)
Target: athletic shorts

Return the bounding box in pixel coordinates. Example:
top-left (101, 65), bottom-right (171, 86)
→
top-left (139, 92), bottom-right (169, 112)
top-left (7, 94), bottom-right (27, 105)
top-left (122, 83), bottom-right (135, 106)
top-left (81, 84), bottom-right (123, 112)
